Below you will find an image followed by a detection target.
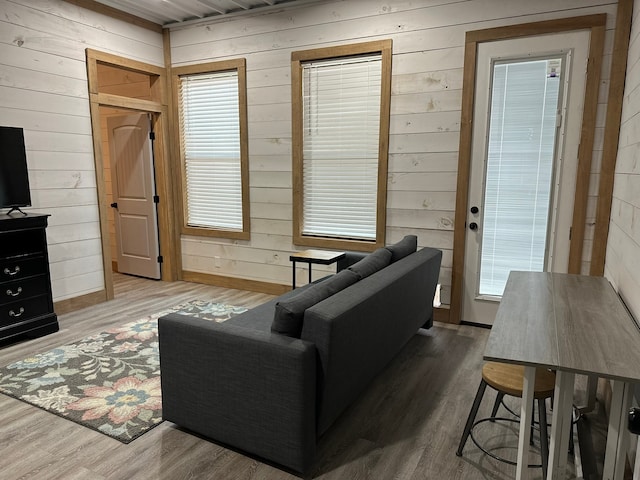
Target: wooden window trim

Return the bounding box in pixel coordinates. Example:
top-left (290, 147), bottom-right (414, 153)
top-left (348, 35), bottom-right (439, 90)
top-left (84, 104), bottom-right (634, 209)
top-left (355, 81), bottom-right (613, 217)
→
top-left (291, 40), bottom-right (392, 252)
top-left (172, 59), bottom-right (250, 240)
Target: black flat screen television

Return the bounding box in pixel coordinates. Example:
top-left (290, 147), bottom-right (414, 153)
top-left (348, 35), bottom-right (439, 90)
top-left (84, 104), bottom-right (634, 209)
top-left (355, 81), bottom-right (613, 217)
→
top-left (0, 126), bottom-right (32, 214)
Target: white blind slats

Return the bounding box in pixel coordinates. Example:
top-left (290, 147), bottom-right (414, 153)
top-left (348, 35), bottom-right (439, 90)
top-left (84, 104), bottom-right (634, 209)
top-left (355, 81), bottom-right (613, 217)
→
top-left (302, 54), bottom-right (382, 241)
top-left (179, 70), bottom-right (243, 231)
top-left (479, 59), bottom-right (561, 296)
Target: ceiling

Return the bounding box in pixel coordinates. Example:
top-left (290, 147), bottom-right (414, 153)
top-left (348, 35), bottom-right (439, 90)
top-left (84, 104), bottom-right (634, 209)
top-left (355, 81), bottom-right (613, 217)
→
top-left (94, 0), bottom-right (314, 27)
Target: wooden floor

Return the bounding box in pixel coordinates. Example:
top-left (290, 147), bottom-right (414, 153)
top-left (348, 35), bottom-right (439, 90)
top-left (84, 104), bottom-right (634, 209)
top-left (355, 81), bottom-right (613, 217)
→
top-left (0, 274), bottom-right (587, 479)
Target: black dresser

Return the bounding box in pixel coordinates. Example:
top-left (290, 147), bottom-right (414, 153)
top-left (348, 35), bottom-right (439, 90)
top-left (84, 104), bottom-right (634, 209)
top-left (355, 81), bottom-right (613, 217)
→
top-left (0, 213), bottom-right (58, 341)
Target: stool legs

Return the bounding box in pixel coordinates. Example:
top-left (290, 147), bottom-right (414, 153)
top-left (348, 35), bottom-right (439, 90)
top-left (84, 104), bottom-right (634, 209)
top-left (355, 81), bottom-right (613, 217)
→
top-left (491, 392), bottom-right (505, 419)
top-left (457, 381), bottom-right (551, 474)
top-left (457, 379), bottom-right (487, 456)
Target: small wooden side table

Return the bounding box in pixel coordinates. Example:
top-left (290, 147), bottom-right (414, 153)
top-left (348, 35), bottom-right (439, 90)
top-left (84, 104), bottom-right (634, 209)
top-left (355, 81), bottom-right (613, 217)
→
top-left (289, 250), bottom-right (346, 288)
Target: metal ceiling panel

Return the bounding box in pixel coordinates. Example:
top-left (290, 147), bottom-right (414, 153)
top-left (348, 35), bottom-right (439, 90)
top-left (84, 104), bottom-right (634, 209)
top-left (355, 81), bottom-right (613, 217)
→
top-left (93, 0), bottom-right (311, 27)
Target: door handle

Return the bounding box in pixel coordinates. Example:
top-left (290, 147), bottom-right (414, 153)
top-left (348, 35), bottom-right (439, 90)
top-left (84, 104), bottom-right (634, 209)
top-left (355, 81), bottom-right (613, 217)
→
top-left (110, 202), bottom-right (118, 208)
top-left (470, 206), bottom-right (479, 214)
top-left (469, 222), bottom-right (478, 231)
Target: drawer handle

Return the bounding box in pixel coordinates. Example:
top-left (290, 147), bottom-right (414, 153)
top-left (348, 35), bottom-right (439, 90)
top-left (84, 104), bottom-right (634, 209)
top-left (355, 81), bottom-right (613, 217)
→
top-left (9, 307), bottom-right (25, 317)
top-left (4, 266), bottom-right (21, 276)
top-left (6, 287), bottom-right (23, 297)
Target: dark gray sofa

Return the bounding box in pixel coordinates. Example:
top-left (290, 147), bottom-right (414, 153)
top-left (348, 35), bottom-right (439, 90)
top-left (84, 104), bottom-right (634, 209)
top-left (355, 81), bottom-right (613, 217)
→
top-left (158, 243), bottom-right (442, 474)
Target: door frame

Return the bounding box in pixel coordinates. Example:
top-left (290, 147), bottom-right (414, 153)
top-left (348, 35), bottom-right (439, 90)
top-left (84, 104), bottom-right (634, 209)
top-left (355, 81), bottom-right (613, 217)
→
top-left (86, 49), bottom-right (179, 300)
top-left (450, 14), bottom-right (606, 324)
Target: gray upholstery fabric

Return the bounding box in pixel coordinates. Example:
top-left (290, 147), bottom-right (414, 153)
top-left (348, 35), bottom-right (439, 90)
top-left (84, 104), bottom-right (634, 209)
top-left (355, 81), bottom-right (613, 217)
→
top-left (385, 235), bottom-right (418, 262)
top-left (271, 269), bottom-right (360, 338)
top-left (336, 251), bottom-right (368, 272)
top-left (347, 247), bottom-right (392, 279)
top-left (301, 247), bottom-right (442, 435)
top-left (226, 282), bottom-right (318, 332)
top-left (158, 246), bottom-right (442, 474)
top-left (158, 314), bottom-right (317, 474)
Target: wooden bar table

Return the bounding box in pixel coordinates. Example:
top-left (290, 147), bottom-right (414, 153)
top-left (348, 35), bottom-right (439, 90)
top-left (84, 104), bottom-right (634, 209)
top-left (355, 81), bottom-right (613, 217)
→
top-left (484, 271), bottom-right (640, 480)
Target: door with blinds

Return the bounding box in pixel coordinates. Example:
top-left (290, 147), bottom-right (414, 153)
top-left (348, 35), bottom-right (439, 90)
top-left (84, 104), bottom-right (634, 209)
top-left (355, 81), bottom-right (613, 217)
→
top-left (461, 31), bottom-right (589, 325)
top-left (107, 113), bottom-right (161, 280)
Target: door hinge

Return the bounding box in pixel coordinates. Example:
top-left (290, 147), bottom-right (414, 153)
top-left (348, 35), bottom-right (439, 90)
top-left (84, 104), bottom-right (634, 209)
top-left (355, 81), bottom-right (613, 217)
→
top-left (153, 195), bottom-right (159, 204)
top-left (157, 255), bottom-right (163, 264)
top-left (569, 227), bottom-right (572, 240)
top-left (149, 131), bottom-right (155, 140)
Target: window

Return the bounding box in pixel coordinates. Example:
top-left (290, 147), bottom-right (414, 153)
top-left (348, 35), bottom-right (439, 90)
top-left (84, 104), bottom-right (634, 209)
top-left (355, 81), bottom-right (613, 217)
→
top-left (291, 40), bottom-right (392, 251)
top-left (174, 59), bottom-right (249, 239)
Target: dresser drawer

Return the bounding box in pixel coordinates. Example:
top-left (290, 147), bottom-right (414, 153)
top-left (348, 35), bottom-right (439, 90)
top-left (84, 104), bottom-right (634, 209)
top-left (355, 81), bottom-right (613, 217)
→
top-left (0, 295), bottom-right (52, 328)
top-left (0, 275), bottom-right (49, 306)
top-left (0, 229), bottom-right (47, 259)
top-left (0, 256), bottom-right (47, 282)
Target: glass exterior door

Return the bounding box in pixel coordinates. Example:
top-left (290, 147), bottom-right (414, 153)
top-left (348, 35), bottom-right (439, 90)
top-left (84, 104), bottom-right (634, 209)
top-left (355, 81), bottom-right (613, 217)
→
top-left (461, 30), bottom-right (589, 325)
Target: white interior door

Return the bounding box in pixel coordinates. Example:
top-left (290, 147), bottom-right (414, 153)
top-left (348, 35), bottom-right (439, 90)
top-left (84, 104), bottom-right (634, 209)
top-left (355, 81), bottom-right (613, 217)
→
top-left (107, 113), bottom-right (161, 280)
top-left (462, 31), bottom-right (589, 325)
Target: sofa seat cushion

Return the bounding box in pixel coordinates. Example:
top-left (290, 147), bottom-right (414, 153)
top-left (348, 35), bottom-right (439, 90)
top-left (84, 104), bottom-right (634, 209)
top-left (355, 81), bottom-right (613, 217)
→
top-left (272, 269), bottom-right (360, 338)
top-left (347, 247), bottom-right (392, 279)
top-left (385, 235), bottom-right (417, 263)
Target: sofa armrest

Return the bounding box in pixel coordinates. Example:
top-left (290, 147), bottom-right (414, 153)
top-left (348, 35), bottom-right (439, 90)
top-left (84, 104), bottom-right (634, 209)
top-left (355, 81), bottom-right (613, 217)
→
top-left (158, 313), bottom-right (317, 474)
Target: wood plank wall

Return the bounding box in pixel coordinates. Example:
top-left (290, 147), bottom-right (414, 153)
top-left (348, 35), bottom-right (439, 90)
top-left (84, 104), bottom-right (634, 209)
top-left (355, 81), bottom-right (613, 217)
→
top-left (170, 0), bottom-right (618, 306)
top-left (0, 0), bottom-right (625, 309)
top-left (605, 0), bottom-right (640, 320)
top-left (0, 0), bottom-right (163, 302)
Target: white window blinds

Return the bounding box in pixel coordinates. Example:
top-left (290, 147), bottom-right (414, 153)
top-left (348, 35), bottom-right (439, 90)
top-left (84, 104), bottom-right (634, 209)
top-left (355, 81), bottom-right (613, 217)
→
top-left (301, 54), bottom-right (382, 241)
top-left (179, 70), bottom-right (243, 230)
top-left (479, 59), bottom-right (562, 296)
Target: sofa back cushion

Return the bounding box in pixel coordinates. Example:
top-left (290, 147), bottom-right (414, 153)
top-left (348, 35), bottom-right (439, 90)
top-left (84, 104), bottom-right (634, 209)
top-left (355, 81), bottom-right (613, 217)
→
top-left (301, 246), bottom-right (443, 436)
top-left (271, 269), bottom-right (360, 338)
top-left (385, 235), bottom-right (417, 263)
top-left (347, 247), bottom-right (392, 279)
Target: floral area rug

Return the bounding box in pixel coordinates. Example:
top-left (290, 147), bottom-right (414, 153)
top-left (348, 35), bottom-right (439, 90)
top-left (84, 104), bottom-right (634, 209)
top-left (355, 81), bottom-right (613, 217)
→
top-left (0, 300), bottom-right (247, 443)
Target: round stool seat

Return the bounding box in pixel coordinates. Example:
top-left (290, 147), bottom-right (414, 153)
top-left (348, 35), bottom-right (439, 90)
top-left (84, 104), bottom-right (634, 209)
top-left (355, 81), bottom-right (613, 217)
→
top-left (482, 362), bottom-right (555, 399)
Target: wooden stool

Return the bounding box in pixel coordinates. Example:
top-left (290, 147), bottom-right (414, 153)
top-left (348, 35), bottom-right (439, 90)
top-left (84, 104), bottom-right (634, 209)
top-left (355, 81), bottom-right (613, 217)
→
top-left (457, 362), bottom-right (556, 477)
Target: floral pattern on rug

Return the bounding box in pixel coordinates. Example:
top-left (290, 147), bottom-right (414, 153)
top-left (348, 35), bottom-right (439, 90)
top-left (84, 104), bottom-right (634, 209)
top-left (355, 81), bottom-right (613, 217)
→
top-left (0, 300), bottom-right (247, 443)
